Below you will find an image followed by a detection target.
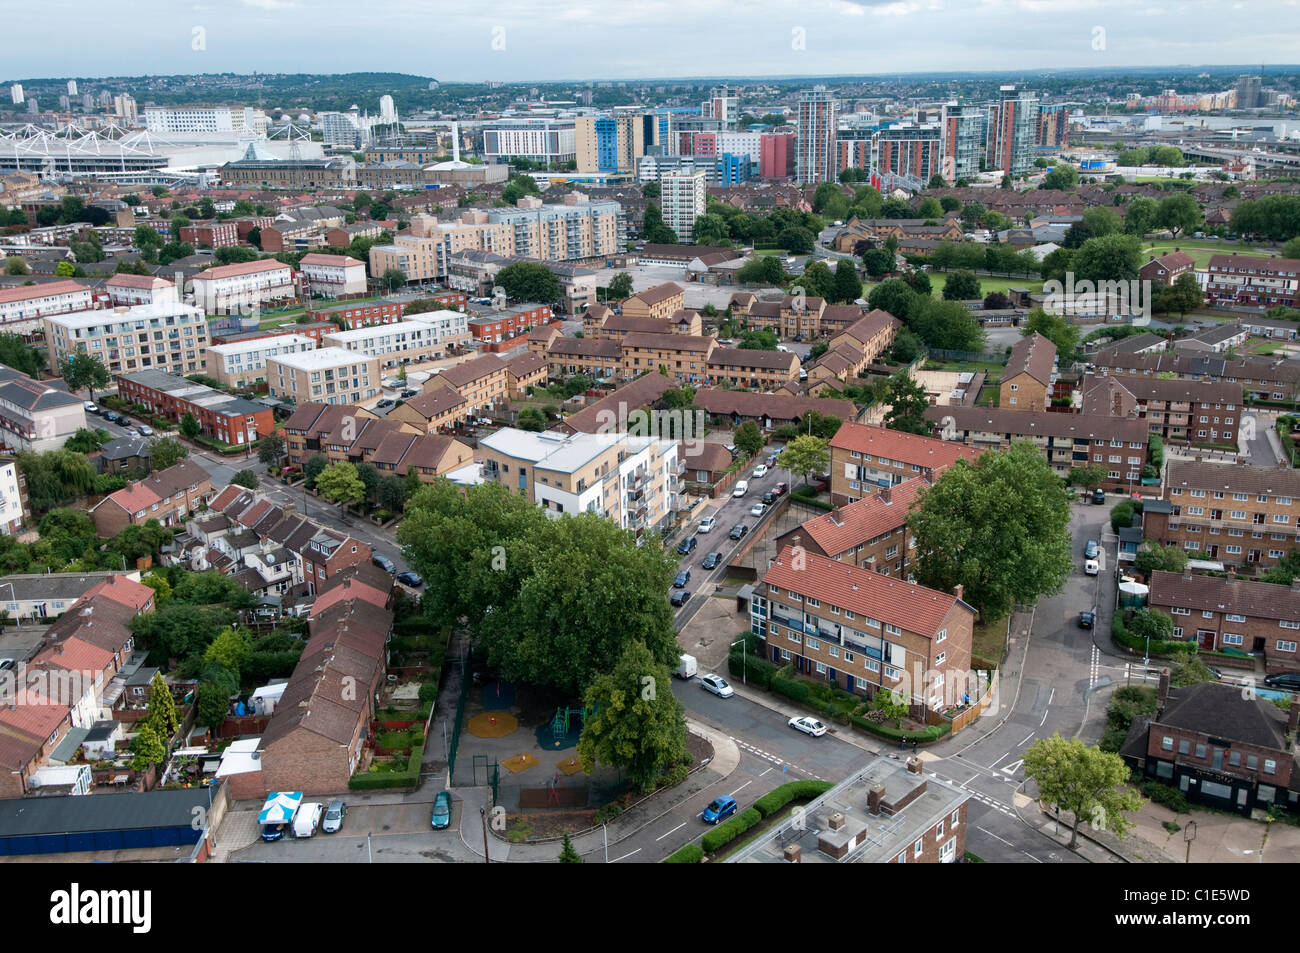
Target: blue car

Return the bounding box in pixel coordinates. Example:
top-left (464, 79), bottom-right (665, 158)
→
top-left (674, 569), bottom-right (691, 588)
top-left (701, 795), bottom-right (738, 825)
top-left (260, 823), bottom-right (287, 842)
top-left (677, 535), bottom-right (698, 555)
top-left (396, 571), bottom-right (423, 587)
top-left (431, 791), bottom-right (452, 829)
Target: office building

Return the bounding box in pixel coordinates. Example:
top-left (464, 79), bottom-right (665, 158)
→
top-left (143, 105), bottom-right (267, 136)
top-left (481, 118), bottom-right (577, 165)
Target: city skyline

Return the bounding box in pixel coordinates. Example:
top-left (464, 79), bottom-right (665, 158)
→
top-left (7, 0), bottom-right (1300, 84)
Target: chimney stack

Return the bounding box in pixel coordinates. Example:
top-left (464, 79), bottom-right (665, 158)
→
top-left (907, 755), bottom-right (923, 774)
top-left (829, 506), bottom-right (843, 526)
top-left (1157, 667), bottom-right (1171, 713)
top-left (954, 583), bottom-right (965, 603)
top-left (783, 844), bottom-right (802, 863)
top-left (880, 484), bottom-right (892, 504)
top-left (1288, 694), bottom-right (1300, 741)
top-left (867, 784), bottom-right (886, 815)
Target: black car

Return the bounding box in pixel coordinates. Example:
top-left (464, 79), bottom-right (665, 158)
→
top-left (1091, 488), bottom-right (1106, 505)
top-left (670, 589), bottom-right (691, 607)
top-left (677, 535), bottom-right (698, 555)
top-left (729, 524), bottom-right (749, 540)
top-left (702, 551), bottom-right (722, 570)
top-left (260, 823), bottom-right (287, 842)
top-left (1079, 610), bottom-right (1095, 629)
top-left (401, 389), bottom-right (418, 398)
top-left (762, 491), bottom-right (776, 504)
top-left (376, 399), bottom-right (396, 409)
top-left (674, 569), bottom-right (691, 588)
top-left (1264, 672), bottom-right (1300, 691)
top-left (372, 554), bottom-right (396, 573)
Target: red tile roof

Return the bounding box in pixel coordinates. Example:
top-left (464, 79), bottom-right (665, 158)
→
top-left (300, 253), bottom-right (363, 267)
top-left (761, 545), bottom-right (964, 639)
top-left (82, 576), bottom-right (154, 613)
top-left (0, 280), bottom-right (90, 305)
top-left (192, 259), bottom-right (292, 281)
top-left (793, 478), bottom-right (927, 557)
top-left (829, 421), bottom-right (983, 469)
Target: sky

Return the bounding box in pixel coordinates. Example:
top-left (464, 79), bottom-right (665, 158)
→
top-left (8, 0), bottom-right (1300, 84)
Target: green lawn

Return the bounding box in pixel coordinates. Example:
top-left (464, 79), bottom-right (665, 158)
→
top-left (1140, 240), bottom-right (1261, 269)
top-left (865, 273), bottom-right (1044, 299)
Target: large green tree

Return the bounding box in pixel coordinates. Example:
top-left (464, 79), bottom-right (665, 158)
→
top-left (883, 371), bottom-right (931, 436)
top-left (942, 270), bottom-right (982, 301)
top-left (734, 420), bottom-right (765, 458)
top-left (0, 333), bottom-right (43, 377)
top-left (130, 723), bottom-right (168, 772)
top-left (1023, 735), bottom-right (1145, 849)
top-left (1133, 543), bottom-right (1189, 578)
top-left (1156, 192), bottom-right (1203, 239)
top-left (149, 437), bottom-right (188, 471)
top-left (60, 353), bottom-right (110, 400)
top-left (607, 272), bottom-right (634, 300)
top-left (145, 670), bottom-right (178, 739)
top-left (1022, 307), bottom-right (1080, 358)
top-left (1072, 233), bottom-right (1142, 284)
top-left (908, 441), bottom-right (1073, 620)
top-left (315, 461), bottom-right (367, 513)
top-left (577, 640), bottom-right (688, 792)
top-left (782, 434), bottom-right (830, 488)
top-left (831, 260), bottom-right (863, 304)
top-left (495, 261), bottom-right (561, 304)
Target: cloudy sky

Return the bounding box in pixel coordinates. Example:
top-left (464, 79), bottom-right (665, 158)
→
top-left (9, 0), bottom-right (1300, 82)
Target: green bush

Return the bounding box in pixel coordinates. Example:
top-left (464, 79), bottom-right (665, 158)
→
top-left (1112, 613), bottom-right (1196, 658)
top-left (701, 807), bottom-right (762, 853)
top-left (665, 844), bottom-right (704, 863)
top-left (849, 715), bottom-right (950, 743)
top-left (348, 741), bottom-right (424, 790)
top-left (418, 681), bottom-right (439, 706)
top-left (660, 763), bottom-right (690, 788)
top-left (1141, 780), bottom-right (1190, 813)
top-left (770, 675), bottom-right (811, 705)
top-left (729, 650), bottom-right (776, 689)
top-left (593, 802), bottom-right (624, 825)
top-left (753, 780), bottom-right (834, 818)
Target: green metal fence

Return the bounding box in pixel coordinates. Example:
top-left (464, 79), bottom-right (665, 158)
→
top-left (445, 646), bottom-right (471, 782)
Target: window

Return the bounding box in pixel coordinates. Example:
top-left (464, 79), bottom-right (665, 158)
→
top-left (951, 810), bottom-right (960, 827)
top-left (1264, 759), bottom-right (1277, 775)
top-left (1195, 743), bottom-right (1207, 759)
top-left (805, 637), bottom-right (820, 651)
top-left (844, 652), bottom-right (854, 663)
top-left (1170, 607), bottom-right (1191, 615)
top-left (1178, 740), bottom-right (1190, 755)
top-left (1161, 736), bottom-right (1173, 751)
top-left (936, 629), bottom-right (947, 642)
top-left (1223, 633), bottom-right (1244, 646)
top-left (936, 652), bottom-right (946, 665)
top-left (829, 645), bottom-right (839, 658)
top-left (936, 820), bottom-right (945, 838)
top-left (1278, 640), bottom-right (1298, 654)
top-left (788, 631), bottom-right (801, 643)
top-left (1280, 621), bottom-right (1300, 630)
top-left (914, 838), bottom-right (923, 857)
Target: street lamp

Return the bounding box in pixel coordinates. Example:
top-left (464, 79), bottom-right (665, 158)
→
top-left (479, 806), bottom-right (490, 865)
top-left (730, 636), bottom-right (747, 685)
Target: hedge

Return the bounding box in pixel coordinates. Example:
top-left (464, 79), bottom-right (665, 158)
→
top-left (790, 486), bottom-right (834, 511)
top-left (348, 741), bottom-right (424, 790)
top-left (193, 434), bottom-right (247, 456)
top-left (664, 844), bottom-right (704, 864)
top-left (770, 674), bottom-right (812, 705)
top-left (1141, 780), bottom-right (1190, 813)
top-left (728, 650), bottom-right (777, 689)
top-left (753, 780), bottom-right (834, 819)
top-left (849, 715), bottom-right (950, 744)
top-left (1112, 614), bottom-right (1195, 658)
top-left (701, 808), bottom-right (762, 853)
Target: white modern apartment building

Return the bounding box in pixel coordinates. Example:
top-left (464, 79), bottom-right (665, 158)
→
top-left (205, 334), bottom-right (319, 390)
top-left (660, 170), bottom-right (707, 243)
top-left (189, 259), bottom-right (296, 315)
top-left (299, 253), bottom-right (367, 298)
top-left (43, 301), bottom-right (210, 377)
top-left (266, 348), bottom-right (381, 406)
top-left (321, 316), bottom-right (469, 369)
top-left (481, 118), bottom-right (577, 165)
top-left (0, 280), bottom-right (94, 336)
top-left (0, 366), bottom-right (86, 455)
top-left (143, 106), bottom-right (269, 137)
top-left (715, 130), bottom-right (763, 161)
top-left (320, 110), bottom-right (369, 148)
top-left (0, 457), bottom-right (27, 534)
top-left (477, 428), bottom-right (681, 538)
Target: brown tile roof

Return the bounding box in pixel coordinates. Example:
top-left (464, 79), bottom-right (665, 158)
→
top-left (602, 315), bottom-right (675, 334)
top-left (621, 332), bottom-right (714, 353)
top-left (401, 434), bottom-right (466, 473)
top-left (0, 279), bottom-right (90, 305)
top-left (1005, 332), bottom-right (1056, 386)
top-left (559, 374), bottom-right (673, 434)
top-left (791, 477), bottom-right (926, 558)
top-left (1085, 373), bottom-right (1240, 406)
top-left (762, 545), bottom-right (965, 639)
top-left (1147, 251), bottom-right (1195, 271)
top-left (547, 337), bottom-right (622, 359)
top-left (692, 388), bottom-right (858, 424)
top-left (1148, 570), bottom-right (1300, 624)
top-left (193, 258), bottom-right (291, 281)
top-left (399, 388), bottom-right (468, 421)
top-left (504, 351), bottom-right (547, 378)
top-left (1207, 254), bottom-right (1300, 274)
top-left (283, 402), bottom-right (329, 433)
top-left (627, 282), bottom-right (684, 306)
top-left (681, 441), bottom-right (733, 475)
top-left (300, 253), bottom-right (363, 267)
top-left (435, 353), bottom-right (505, 389)
top-left (1165, 459), bottom-right (1300, 499)
top-left (368, 431), bottom-right (418, 467)
top-left (925, 406), bottom-right (1151, 444)
top-left (831, 420), bottom-right (985, 468)
top-left (583, 303), bottom-right (613, 322)
top-left (707, 347), bottom-right (798, 372)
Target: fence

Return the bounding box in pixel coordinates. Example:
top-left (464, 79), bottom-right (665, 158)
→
top-left (926, 347), bottom-right (1009, 364)
top-left (445, 644), bottom-right (471, 783)
top-left (947, 671), bottom-right (999, 734)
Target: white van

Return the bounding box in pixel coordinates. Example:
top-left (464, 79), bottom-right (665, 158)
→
top-left (1085, 558), bottom-right (1100, 576)
top-left (674, 654), bottom-right (698, 679)
top-left (293, 802), bottom-right (323, 838)
top-left (733, 480), bottom-right (749, 498)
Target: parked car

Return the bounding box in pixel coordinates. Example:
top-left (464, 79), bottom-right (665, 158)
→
top-left (762, 491), bottom-right (776, 505)
top-left (697, 516), bottom-right (717, 534)
top-left (261, 823), bottom-right (288, 842)
top-left (700, 673), bottom-right (734, 698)
top-left (431, 791), bottom-right (452, 829)
top-left (292, 802), bottom-right (323, 838)
top-left (677, 535), bottom-right (698, 555)
top-left (670, 589), bottom-right (691, 608)
top-left (1085, 558), bottom-right (1100, 576)
top-left (376, 398), bottom-right (396, 409)
top-left (750, 502), bottom-right (766, 517)
top-left (729, 523), bottom-right (749, 540)
top-left (396, 571), bottom-right (423, 587)
top-left (752, 464), bottom-right (769, 478)
top-left (701, 795), bottom-right (738, 824)
top-left (772, 482), bottom-right (788, 496)
top-left (1264, 672), bottom-right (1300, 691)
top-left (137, 425), bottom-right (154, 437)
top-left (1092, 488), bottom-right (1106, 505)
top-left (674, 569), bottom-right (691, 588)
top-left (1084, 539), bottom-right (1099, 559)
top-left (372, 554), bottom-right (396, 573)
top-left (83, 402), bottom-right (97, 413)
top-left (322, 799), bottom-right (347, 833)
top-left (401, 389), bottom-right (418, 398)
top-left (1079, 610), bottom-right (1095, 629)
top-left (788, 716), bottom-right (828, 737)
top-left (702, 551), bottom-right (722, 570)
top-left (733, 480), bottom-right (749, 497)
top-left (766, 454), bottom-right (779, 467)
top-left (674, 654), bottom-right (697, 679)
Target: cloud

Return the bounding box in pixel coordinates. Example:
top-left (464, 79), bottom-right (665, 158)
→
top-left (241, 0), bottom-right (298, 9)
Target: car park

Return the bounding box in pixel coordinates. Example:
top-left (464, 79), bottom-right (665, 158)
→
top-left (701, 795), bottom-right (738, 824)
top-left (396, 571), bottom-right (423, 587)
top-left (702, 551), bottom-right (722, 570)
top-left (700, 673), bottom-right (734, 698)
top-left (750, 502), bottom-right (766, 517)
top-left (322, 799), bottom-right (347, 833)
top-left (752, 465), bottom-right (768, 478)
top-left (733, 480), bottom-right (749, 497)
top-left (1084, 539), bottom-right (1099, 559)
top-left (1079, 610), bottom-right (1095, 629)
top-left (697, 516), bottom-right (716, 534)
top-left (372, 554), bottom-right (396, 573)
top-left (1264, 672), bottom-right (1300, 691)
top-left (674, 569), bottom-right (691, 588)
top-left (431, 791), bottom-right (452, 829)
top-left (729, 523), bottom-right (749, 540)
top-left (677, 535), bottom-right (698, 555)
top-left (669, 589), bottom-right (691, 607)
top-left (789, 716), bottom-right (827, 737)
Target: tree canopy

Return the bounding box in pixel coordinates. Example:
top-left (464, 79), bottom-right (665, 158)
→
top-left (1023, 734), bottom-right (1145, 849)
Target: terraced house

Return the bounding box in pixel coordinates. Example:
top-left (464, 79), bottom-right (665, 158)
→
top-left (282, 403), bottom-right (378, 465)
top-left (706, 347), bottom-right (801, 389)
top-left (1143, 460), bottom-right (1300, 568)
top-left (619, 332), bottom-right (716, 383)
top-left (775, 478), bottom-right (927, 576)
top-left (88, 460), bottom-right (213, 537)
top-left (752, 546), bottom-right (975, 710)
top-left (830, 421), bottom-right (982, 506)
top-left (425, 352), bottom-right (509, 414)
top-left (1080, 374), bottom-right (1240, 448)
top-left (1205, 254), bottom-right (1300, 310)
top-left (620, 282), bottom-right (685, 320)
top-left (1091, 351), bottom-right (1300, 404)
top-left (543, 336), bottom-right (622, 380)
top-left (1147, 571), bottom-right (1300, 673)
top-left (1000, 333), bottom-right (1056, 412)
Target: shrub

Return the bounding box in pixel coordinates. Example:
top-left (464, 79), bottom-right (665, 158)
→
top-left (770, 675), bottom-right (811, 704)
top-left (1141, 780), bottom-right (1190, 813)
top-left (849, 715), bottom-right (950, 744)
top-left (592, 802), bottom-right (624, 825)
top-left (418, 681), bottom-right (439, 706)
top-left (728, 650), bottom-right (776, 689)
top-left (660, 762), bottom-right (690, 788)
top-left (665, 844), bottom-right (704, 863)
top-left (701, 807), bottom-right (761, 853)
top-left (753, 780), bottom-right (834, 818)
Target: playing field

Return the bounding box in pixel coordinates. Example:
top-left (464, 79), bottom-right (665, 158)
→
top-left (866, 272), bottom-right (1044, 300)
top-left (1141, 239), bottom-right (1265, 268)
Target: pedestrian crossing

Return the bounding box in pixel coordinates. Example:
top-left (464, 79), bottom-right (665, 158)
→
top-left (928, 771), bottom-right (1017, 819)
top-left (729, 736), bottom-right (825, 781)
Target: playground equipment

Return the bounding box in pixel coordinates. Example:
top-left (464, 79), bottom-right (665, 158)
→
top-left (550, 705), bottom-right (593, 744)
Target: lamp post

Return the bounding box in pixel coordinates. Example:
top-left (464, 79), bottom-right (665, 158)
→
top-left (479, 806), bottom-right (490, 865)
top-left (730, 637), bottom-right (747, 685)
top-left (1183, 819), bottom-right (1196, 863)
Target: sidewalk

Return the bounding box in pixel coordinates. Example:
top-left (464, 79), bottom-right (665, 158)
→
top-left (453, 720), bottom-right (742, 863)
top-left (1013, 781), bottom-right (1171, 863)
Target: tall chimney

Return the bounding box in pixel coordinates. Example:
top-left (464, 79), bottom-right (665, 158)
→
top-left (1157, 667), bottom-right (1171, 713)
top-left (906, 755), bottom-right (923, 774)
top-left (867, 784), bottom-right (885, 815)
top-left (954, 583), bottom-right (964, 603)
top-left (1288, 695), bottom-right (1300, 742)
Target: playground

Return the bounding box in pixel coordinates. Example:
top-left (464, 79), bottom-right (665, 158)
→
top-left (450, 672), bottom-right (626, 824)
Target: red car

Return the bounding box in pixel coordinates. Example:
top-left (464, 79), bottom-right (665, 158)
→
top-left (772, 482), bottom-right (788, 496)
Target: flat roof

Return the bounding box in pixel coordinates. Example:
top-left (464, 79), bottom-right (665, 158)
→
top-left (45, 301), bottom-right (204, 329)
top-left (266, 347), bottom-right (370, 370)
top-left (208, 334), bottom-right (318, 356)
top-left (0, 787), bottom-right (213, 836)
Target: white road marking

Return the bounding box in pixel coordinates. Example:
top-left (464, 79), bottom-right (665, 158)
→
top-left (1001, 759), bottom-right (1024, 776)
top-left (729, 780), bottom-right (752, 797)
top-left (977, 825), bottom-right (1015, 847)
top-left (610, 848), bottom-right (641, 863)
top-left (1018, 732), bottom-right (1035, 747)
top-left (1021, 850), bottom-right (1044, 863)
top-left (656, 822), bottom-right (687, 842)
top-left (988, 751), bottom-right (1010, 769)
top-left (1039, 707), bottom-right (1050, 728)
top-left (758, 766), bottom-right (773, 778)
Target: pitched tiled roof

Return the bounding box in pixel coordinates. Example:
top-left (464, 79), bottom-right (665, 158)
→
top-left (559, 374), bottom-right (673, 434)
top-left (82, 576), bottom-right (154, 613)
top-left (761, 545), bottom-right (965, 639)
top-left (681, 441), bottom-right (733, 474)
top-left (398, 388), bottom-right (468, 420)
top-left (1154, 681), bottom-right (1291, 750)
top-left (693, 388), bottom-right (858, 424)
top-left (1005, 332), bottom-right (1056, 386)
top-left (547, 337), bottom-right (622, 359)
top-left (0, 279), bottom-right (89, 305)
top-left (1165, 459), bottom-right (1300, 499)
top-left (436, 353), bottom-right (505, 388)
top-left (192, 258), bottom-right (291, 281)
top-left (833, 309), bottom-right (899, 345)
top-left (504, 351), bottom-right (547, 378)
top-left (830, 421), bottom-right (983, 468)
top-left (707, 347), bottom-right (798, 372)
top-left (924, 406), bottom-right (1151, 443)
top-left (627, 281), bottom-right (683, 306)
top-left (621, 332), bottom-right (714, 353)
top-left (602, 315), bottom-right (675, 334)
top-left (791, 478), bottom-right (926, 558)
top-left (300, 253), bottom-right (362, 267)
top-left (1148, 251), bottom-right (1195, 271)
top-left (1148, 570), bottom-right (1300, 623)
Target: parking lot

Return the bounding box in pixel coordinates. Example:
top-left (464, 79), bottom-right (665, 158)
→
top-left (227, 800), bottom-right (459, 863)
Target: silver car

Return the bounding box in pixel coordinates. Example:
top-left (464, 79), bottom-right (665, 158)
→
top-left (700, 673), bottom-right (734, 698)
top-left (322, 799), bottom-right (346, 833)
